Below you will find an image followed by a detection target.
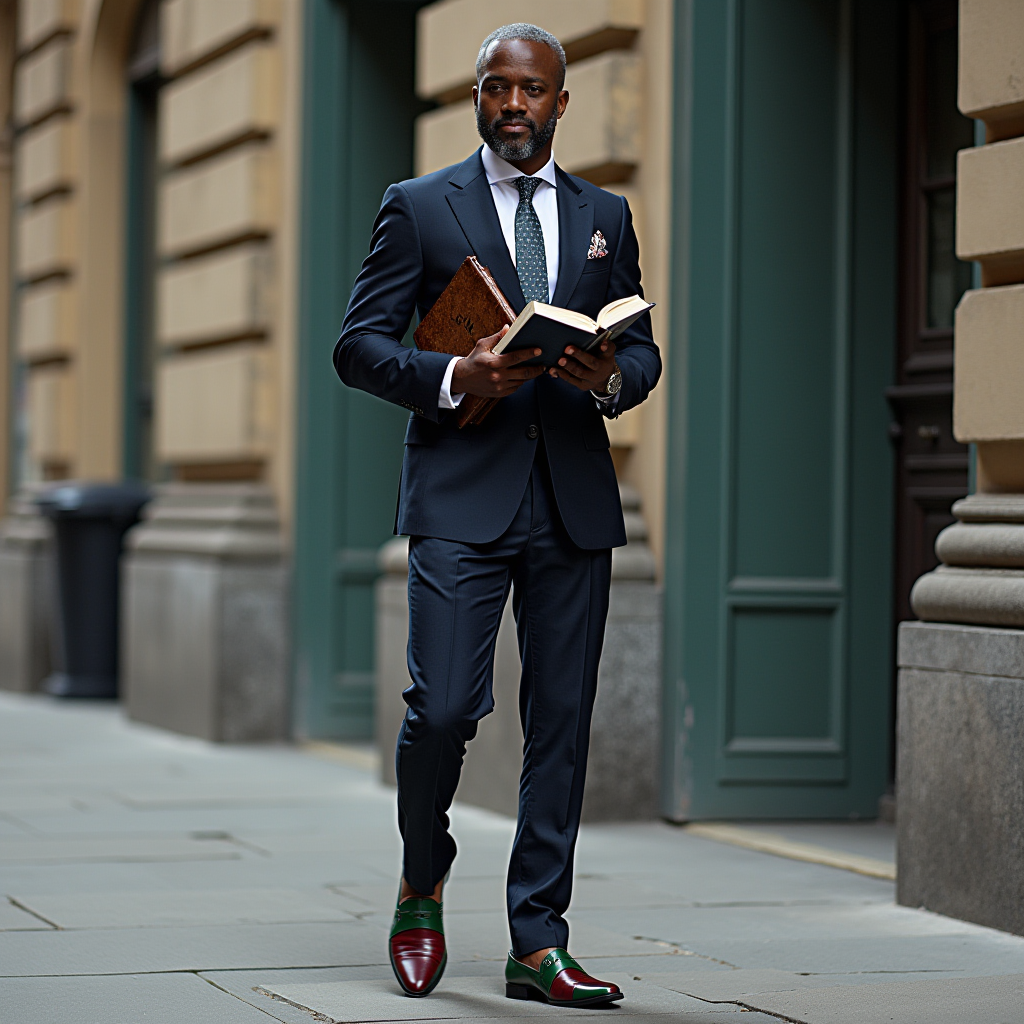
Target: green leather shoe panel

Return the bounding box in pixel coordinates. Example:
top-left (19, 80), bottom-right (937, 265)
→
top-left (390, 897), bottom-right (444, 938)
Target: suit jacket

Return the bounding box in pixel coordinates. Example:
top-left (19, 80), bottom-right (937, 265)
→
top-left (334, 148), bottom-right (661, 550)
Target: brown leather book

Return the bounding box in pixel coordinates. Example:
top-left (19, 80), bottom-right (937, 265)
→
top-left (413, 256), bottom-right (516, 427)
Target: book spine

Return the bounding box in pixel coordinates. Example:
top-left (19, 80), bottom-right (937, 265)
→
top-left (474, 259), bottom-right (517, 323)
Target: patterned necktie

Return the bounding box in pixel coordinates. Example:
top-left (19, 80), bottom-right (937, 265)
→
top-left (514, 176), bottom-right (548, 302)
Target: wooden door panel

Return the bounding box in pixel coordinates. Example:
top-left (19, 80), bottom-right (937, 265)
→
top-left (662, 0), bottom-right (898, 818)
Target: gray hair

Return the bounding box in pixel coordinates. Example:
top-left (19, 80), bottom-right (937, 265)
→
top-left (475, 23), bottom-right (567, 88)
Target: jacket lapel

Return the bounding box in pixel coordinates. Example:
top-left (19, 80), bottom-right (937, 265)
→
top-left (551, 166), bottom-right (592, 309)
top-left (446, 149), bottom-right (526, 313)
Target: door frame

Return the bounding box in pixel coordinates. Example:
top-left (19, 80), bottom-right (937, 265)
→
top-left (293, 0), bottom-right (430, 740)
top-left (293, 0), bottom-right (349, 738)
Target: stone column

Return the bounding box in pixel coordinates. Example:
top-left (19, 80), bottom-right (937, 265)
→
top-left (121, 484), bottom-right (288, 742)
top-left (896, 0), bottom-right (1024, 937)
top-left (0, 490), bottom-right (54, 692)
top-left (374, 484), bottom-right (662, 821)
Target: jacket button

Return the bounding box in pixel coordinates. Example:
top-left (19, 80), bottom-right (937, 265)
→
top-left (526, 424), bottom-right (539, 440)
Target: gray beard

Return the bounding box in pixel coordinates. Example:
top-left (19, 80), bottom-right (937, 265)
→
top-left (476, 106), bottom-right (558, 163)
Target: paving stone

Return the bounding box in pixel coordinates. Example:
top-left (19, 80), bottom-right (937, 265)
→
top-left (0, 897), bottom-right (52, 930)
top-left (0, 921), bottom-right (389, 976)
top-left (720, 821), bottom-right (897, 865)
top-left (0, 814), bottom-right (32, 836)
top-left (13, 886), bottom-right (367, 929)
top-left (330, 874), bottom-right (698, 916)
top-left (0, 835), bottom-right (242, 864)
top-left (642, 966), bottom-right (992, 997)
top-left (0, 972), bottom-right (287, 1024)
top-left (739, 972), bottom-right (1024, 1024)
top-left (570, 899), bottom-right (993, 951)
top-left (648, 935), bottom-right (1024, 975)
top-left (258, 974), bottom-right (745, 1021)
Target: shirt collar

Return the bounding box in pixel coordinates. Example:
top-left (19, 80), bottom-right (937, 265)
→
top-left (480, 145), bottom-right (557, 190)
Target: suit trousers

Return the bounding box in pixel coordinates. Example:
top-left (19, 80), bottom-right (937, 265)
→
top-left (396, 444), bottom-right (612, 956)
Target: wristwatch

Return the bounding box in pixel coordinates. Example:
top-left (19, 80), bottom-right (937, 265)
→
top-left (599, 362), bottom-right (622, 397)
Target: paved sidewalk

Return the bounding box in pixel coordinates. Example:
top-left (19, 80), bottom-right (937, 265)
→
top-left (1, 693), bottom-right (1021, 1023)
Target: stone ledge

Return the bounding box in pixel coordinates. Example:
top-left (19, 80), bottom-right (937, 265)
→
top-left (898, 620), bottom-right (1024, 678)
top-left (126, 483), bottom-right (283, 560)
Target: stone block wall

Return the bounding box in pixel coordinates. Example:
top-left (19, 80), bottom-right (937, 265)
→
top-left (11, 0), bottom-right (80, 482)
top-left (154, 0), bottom-right (291, 487)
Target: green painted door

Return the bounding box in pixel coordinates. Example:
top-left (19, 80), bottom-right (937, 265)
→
top-left (662, 0), bottom-right (899, 818)
top-left (294, 0), bottom-right (430, 739)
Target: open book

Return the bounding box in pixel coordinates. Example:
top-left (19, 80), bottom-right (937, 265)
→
top-left (493, 295), bottom-right (654, 367)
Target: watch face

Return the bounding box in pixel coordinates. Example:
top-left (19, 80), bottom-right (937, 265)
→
top-left (607, 370), bottom-right (622, 394)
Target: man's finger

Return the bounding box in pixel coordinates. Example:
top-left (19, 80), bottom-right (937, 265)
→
top-left (493, 346), bottom-right (543, 367)
top-left (562, 345), bottom-right (602, 371)
top-left (479, 325), bottom-right (510, 351)
top-left (557, 355), bottom-right (603, 384)
top-left (505, 367), bottom-right (544, 381)
top-left (552, 364), bottom-right (588, 386)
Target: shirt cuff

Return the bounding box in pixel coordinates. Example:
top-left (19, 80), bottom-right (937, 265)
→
top-left (438, 356), bottom-right (465, 409)
top-left (592, 390), bottom-right (619, 410)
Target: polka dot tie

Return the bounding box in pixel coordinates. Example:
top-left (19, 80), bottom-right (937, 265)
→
top-left (514, 176), bottom-right (548, 303)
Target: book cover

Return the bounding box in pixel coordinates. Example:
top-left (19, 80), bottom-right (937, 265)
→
top-left (413, 256), bottom-right (516, 427)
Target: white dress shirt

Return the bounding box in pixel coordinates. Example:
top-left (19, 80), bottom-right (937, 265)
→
top-left (439, 148), bottom-right (560, 409)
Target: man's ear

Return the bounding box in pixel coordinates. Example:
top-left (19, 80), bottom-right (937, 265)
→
top-left (472, 85), bottom-right (479, 108)
top-left (557, 89), bottom-right (569, 119)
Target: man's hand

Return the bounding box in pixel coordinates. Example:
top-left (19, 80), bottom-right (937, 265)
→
top-left (452, 326), bottom-right (544, 398)
top-left (548, 339), bottom-right (617, 393)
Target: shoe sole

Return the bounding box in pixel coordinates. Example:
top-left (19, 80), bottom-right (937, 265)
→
top-left (391, 950), bottom-right (447, 998)
top-left (506, 981), bottom-right (624, 1008)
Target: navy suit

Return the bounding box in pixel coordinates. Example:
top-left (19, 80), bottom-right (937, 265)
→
top-left (335, 149), bottom-right (660, 955)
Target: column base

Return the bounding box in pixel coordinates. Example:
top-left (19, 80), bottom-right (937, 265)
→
top-left (0, 490), bottom-right (54, 693)
top-left (897, 621), bottom-right (1024, 936)
top-left (121, 484), bottom-right (288, 743)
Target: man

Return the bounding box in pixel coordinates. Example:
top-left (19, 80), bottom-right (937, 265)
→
top-left (334, 23), bottom-right (660, 1008)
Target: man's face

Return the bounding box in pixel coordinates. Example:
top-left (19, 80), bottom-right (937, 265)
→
top-left (473, 39), bottom-right (568, 164)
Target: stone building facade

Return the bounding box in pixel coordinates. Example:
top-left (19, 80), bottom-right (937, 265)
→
top-left (896, 0), bottom-right (1024, 936)
top-left (0, 0), bottom-right (1021, 925)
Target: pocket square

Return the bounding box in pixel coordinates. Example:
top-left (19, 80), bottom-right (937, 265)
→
top-left (587, 230), bottom-right (608, 259)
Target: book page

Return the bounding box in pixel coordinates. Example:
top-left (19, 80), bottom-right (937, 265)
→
top-left (596, 295), bottom-right (653, 330)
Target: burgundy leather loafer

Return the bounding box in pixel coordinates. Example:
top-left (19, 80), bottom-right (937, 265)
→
top-left (389, 896), bottom-right (446, 997)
